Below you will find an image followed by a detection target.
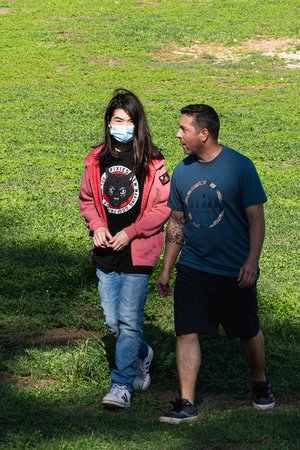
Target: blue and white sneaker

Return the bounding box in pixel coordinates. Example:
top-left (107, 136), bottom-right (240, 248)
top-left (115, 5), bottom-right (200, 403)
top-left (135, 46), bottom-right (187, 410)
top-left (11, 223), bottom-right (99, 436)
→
top-left (132, 346), bottom-right (154, 391)
top-left (102, 384), bottom-right (131, 408)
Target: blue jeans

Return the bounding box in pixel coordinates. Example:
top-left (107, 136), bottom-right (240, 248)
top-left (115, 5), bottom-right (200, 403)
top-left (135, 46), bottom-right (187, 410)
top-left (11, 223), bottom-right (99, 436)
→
top-left (96, 268), bottom-right (150, 391)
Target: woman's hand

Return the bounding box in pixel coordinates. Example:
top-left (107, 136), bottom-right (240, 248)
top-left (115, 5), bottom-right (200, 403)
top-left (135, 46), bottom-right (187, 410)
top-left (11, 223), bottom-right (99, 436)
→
top-left (93, 227), bottom-right (113, 248)
top-left (109, 230), bottom-right (130, 251)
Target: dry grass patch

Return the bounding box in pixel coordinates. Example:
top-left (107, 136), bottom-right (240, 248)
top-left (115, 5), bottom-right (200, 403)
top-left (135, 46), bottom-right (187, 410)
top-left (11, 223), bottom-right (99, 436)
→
top-left (32, 327), bottom-right (103, 345)
top-left (0, 370), bottom-right (56, 388)
top-left (0, 328), bottom-right (104, 351)
top-left (135, 0), bottom-right (162, 6)
top-left (157, 42), bottom-right (241, 63)
top-left (0, 7), bottom-right (10, 14)
top-left (89, 56), bottom-right (124, 66)
top-left (242, 38), bottom-right (296, 53)
top-left (243, 37), bottom-right (300, 68)
top-left (17, 375), bottom-right (56, 388)
top-left (156, 37), bottom-right (300, 68)
top-left (57, 33), bottom-right (76, 39)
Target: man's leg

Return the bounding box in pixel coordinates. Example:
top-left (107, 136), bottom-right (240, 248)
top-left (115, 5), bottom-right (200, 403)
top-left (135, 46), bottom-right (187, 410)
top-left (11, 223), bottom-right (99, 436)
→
top-left (176, 333), bottom-right (201, 404)
top-left (240, 329), bottom-right (265, 381)
top-left (159, 332), bottom-right (200, 423)
top-left (241, 329), bottom-right (275, 409)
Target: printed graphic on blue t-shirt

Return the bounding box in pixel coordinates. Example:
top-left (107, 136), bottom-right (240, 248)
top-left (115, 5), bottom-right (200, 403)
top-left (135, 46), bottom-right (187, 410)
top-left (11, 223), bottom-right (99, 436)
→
top-left (168, 146), bottom-right (267, 277)
top-left (185, 179), bottom-right (224, 229)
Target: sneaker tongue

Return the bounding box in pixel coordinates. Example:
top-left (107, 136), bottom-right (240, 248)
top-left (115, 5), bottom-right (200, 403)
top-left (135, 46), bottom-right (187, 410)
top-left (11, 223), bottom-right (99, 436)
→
top-left (173, 398), bottom-right (191, 410)
top-left (253, 381), bottom-right (269, 396)
top-left (181, 398), bottom-right (192, 406)
top-left (173, 399), bottom-right (183, 412)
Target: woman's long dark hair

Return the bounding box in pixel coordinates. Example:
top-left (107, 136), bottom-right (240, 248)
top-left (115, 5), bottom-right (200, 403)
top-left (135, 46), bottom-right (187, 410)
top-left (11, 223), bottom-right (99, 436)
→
top-left (98, 89), bottom-right (163, 177)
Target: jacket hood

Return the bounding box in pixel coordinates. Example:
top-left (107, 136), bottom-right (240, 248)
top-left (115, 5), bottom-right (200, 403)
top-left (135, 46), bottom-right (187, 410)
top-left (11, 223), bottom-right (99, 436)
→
top-left (84, 145), bottom-right (103, 167)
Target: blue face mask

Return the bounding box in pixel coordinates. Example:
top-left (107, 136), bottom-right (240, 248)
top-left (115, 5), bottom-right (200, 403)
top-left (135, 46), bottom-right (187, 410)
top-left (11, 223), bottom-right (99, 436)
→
top-left (110, 124), bottom-right (134, 143)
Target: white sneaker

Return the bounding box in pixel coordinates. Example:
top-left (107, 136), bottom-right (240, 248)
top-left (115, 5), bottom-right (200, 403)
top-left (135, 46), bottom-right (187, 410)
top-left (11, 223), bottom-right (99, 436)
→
top-left (102, 384), bottom-right (131, 408)
top-left (132, 346), bottom-right (154, 391)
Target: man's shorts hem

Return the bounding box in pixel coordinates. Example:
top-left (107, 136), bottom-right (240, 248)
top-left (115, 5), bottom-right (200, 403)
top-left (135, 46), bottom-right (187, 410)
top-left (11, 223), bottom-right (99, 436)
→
top-left (175, 327), bottom-right (260, 340)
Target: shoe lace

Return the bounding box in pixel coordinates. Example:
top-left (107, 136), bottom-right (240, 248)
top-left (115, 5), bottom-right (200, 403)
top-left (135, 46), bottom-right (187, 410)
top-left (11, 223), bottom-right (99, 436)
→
top-left (112, 384), bottom-right (129, 396)
top-left (135, 356), bottom-right (150, 375)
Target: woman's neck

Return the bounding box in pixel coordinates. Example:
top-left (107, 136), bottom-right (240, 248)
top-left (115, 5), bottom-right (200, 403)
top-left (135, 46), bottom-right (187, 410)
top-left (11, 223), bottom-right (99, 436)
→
top-left (114, 142), bottom-right (133, 152)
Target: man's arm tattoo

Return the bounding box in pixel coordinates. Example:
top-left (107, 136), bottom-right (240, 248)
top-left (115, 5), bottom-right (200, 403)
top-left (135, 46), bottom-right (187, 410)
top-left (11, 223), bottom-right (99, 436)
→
top-left (166, 214), bottom-right (184, 245)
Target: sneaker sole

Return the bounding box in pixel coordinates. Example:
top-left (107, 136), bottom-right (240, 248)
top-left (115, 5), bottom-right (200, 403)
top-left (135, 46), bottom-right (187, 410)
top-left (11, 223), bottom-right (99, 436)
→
top-left (102, 399), bottom-right (130, 409)
top-left (252, 401), bottom-right (275, 410)
top-left (159, 414), bottom-right (198, 425)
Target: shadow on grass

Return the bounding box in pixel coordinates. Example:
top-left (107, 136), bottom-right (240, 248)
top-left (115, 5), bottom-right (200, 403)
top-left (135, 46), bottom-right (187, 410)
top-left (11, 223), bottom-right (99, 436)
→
top-left (0, 235), bottom-right (102, 338)
top-left (0, 241), bottom-right (92, 301)
top-left (0, 371), bottom-right (299, 450)
top-left (0, 231), bottom-right (299, 448)
top-left (0, 307), bottom-right (299, 449)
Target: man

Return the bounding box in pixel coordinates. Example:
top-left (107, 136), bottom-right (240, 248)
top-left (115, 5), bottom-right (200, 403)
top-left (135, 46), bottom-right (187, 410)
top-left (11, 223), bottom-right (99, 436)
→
top-left (156, 104), bottom-right (275, 424)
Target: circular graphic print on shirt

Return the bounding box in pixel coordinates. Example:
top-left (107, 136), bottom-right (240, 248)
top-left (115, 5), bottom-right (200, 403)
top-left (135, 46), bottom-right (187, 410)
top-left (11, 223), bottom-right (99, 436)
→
top-left (101, 165), bottom-right (139, 214)
top-left (185, 179), bottom-right (224, 229)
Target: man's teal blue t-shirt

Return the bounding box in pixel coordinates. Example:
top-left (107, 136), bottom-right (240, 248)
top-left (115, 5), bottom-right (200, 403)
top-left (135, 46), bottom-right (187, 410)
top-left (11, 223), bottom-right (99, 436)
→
top-left (168, 146), bottom-right (267, 277)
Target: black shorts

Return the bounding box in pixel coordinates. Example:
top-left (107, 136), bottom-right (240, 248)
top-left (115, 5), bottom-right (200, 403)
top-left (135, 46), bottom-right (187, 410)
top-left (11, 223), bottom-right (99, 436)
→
top-left (174, 264), bottom-right (260, 340)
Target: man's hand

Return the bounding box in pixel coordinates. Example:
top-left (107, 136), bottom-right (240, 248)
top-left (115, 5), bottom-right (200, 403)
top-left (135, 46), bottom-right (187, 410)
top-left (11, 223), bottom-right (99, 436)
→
top-left (237, 260), bottom-right (258, 288)
top-left (156, 270), bottom-right (173, 297)
top-left (93, 227), bottom-right (113, 248)
top-left (238, 203), bottom-right (265, 288)
top-left (109, 230), bottom-right (130, 251)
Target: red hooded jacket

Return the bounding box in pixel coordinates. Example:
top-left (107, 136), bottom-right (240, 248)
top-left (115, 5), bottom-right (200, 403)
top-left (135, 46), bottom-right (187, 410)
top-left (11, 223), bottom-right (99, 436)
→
top-left (79, 146), bottom-right (171, 267)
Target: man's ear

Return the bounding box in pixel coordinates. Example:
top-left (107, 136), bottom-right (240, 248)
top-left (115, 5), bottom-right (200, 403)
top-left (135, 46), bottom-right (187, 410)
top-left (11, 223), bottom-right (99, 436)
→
top-left (200, 128), bottom-right (209, 142)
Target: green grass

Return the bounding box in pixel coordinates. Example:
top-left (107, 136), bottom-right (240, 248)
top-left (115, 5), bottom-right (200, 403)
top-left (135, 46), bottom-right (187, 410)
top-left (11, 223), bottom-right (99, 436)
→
top-left (1, 0), bottom-right (300, 448)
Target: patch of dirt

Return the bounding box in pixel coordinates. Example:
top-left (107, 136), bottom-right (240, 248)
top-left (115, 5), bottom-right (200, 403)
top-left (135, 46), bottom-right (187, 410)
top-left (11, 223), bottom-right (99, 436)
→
top-left (156, 38), bottom-right (300, 69)
top-left (243, 38), bottom-right (300, 69)
top-left (17, 375), bottom-right (56, 388)
top-left (57, 33), bottom-right (76, 39)
top-left (135, 1), bottom-right (162, 6)
top-left (0, 370), bottom-right (14, 382)
top-left (32, 327), bottom-right (103, 344)
top-left (157, 42), bottom-right (240, 63)
top-left (89, 57), bottom-right (123, 66)
top-left (242, 38), bottom-right (295, 52)
top-left (0, 371), bottom-right (56, 388)
top-left (0, 7), bottom-right (10, 14)
top-left (1, 327), bottom-right (104, 351)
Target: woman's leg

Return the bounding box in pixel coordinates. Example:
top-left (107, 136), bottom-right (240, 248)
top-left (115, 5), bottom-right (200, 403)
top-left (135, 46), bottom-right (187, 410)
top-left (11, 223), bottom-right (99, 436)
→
top-left (96, 268), bottom-right (120, 337)
top-left (111, 273), bottom-right (149, 390)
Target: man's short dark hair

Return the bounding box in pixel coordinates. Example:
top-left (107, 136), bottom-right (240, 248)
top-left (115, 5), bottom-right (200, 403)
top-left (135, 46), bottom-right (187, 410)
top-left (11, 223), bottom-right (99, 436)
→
top-left (180, 104), bottom-right (220, 140)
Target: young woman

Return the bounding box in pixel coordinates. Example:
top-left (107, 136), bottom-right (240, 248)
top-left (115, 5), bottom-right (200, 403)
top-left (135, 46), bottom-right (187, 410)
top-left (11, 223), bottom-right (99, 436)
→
top-left (79, 89), bottom-right (170, 408)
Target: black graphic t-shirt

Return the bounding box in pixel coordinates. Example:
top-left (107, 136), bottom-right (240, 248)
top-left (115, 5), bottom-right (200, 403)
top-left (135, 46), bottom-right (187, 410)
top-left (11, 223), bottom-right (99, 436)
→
top-left (93, 148), bottom-right (152, 274)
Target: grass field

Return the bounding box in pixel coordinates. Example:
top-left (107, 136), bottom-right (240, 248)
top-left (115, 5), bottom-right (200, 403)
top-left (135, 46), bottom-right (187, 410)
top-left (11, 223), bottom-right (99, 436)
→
top-left (0, 0), bottom-right (299, 448)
